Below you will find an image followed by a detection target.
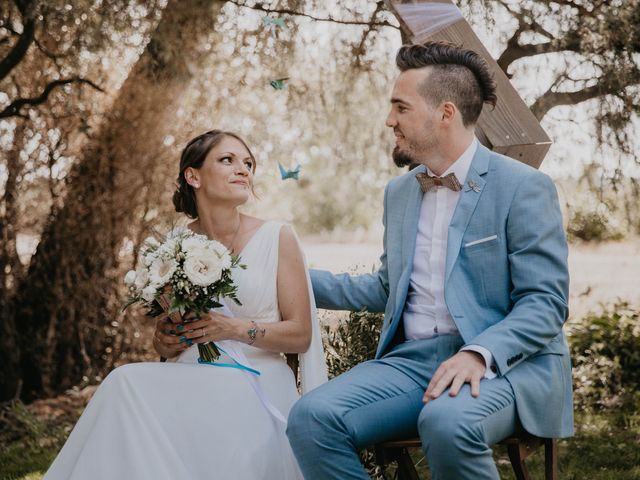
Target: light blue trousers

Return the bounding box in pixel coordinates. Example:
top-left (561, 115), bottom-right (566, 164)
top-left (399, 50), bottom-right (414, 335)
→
top-left (287, 335), bottom-right (517, 480)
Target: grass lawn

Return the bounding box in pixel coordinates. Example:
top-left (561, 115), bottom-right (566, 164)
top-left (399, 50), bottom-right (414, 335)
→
top-left (1, 396), bottom-right (639, 480)
top-left (404, 411), bottom-right (640, 480)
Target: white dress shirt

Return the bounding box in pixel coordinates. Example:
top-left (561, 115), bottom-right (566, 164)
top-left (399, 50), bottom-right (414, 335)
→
top-left (402, 138), bottom-right (496, 379)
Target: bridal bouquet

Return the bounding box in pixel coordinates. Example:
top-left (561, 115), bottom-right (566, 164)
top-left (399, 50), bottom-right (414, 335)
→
top-left (123, 227), bottom-right (243, 362)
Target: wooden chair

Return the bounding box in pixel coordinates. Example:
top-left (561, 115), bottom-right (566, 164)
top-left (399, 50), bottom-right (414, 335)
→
top-left (374, 433), bottom-right (558, 480)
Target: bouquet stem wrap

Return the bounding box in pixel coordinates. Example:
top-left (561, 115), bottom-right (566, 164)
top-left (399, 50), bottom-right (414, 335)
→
top-left (157, 293), bottom-right (221, 362)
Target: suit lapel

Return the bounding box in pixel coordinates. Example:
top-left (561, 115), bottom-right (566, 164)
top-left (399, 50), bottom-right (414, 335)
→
top-left (401, 166), bottom-right (425, 267)
top-left (445, 146), bottom-right (491, 283)
top-left (392, 167), bottom-right (424, 329)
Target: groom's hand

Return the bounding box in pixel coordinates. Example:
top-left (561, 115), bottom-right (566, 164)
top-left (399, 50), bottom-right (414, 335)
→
top-left (423, 351), bottom-right (486, 403)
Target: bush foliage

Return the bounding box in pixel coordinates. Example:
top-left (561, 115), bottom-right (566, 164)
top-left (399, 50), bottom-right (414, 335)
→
top-left (566, 205), bottom-right (625, 243)
top-left (568, 301), bottom-right (640, 411)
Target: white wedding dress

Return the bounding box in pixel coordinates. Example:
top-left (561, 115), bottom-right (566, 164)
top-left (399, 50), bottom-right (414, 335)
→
top-left (44, 221), bottom-right (327, 480)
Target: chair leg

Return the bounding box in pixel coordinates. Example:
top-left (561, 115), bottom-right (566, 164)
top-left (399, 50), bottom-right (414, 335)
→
top-left (545, 438), bottom-right (558, 480)
top-left (395, 448), bottom-right (421, 480)
top-left (506, 442), bottom-right (531, 480)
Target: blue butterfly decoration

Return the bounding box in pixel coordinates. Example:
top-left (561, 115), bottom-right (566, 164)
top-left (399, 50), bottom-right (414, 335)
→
top-left (270, 77), bottom-right (289, 90)
top-left (262, 16), bottom-right (286, 28)
top-left (278, 162), bottom-right (301, 181)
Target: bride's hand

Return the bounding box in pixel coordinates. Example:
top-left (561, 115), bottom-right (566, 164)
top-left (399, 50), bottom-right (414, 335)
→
top-left (177, 312), bottom-right (237, 344)
top-left (152, 316), bottom-right (190, 357)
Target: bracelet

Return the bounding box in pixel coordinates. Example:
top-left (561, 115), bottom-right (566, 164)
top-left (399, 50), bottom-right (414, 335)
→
top-left (247, 320), bottom-right (265, 345)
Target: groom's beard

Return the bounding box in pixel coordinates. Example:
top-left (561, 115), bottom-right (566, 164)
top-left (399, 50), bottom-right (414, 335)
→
top-left (392, 146), bottom-right (415, 167)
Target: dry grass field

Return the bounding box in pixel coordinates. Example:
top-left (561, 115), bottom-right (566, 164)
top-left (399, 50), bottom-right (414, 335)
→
top-left (302, 238), bottom-right (640, 319)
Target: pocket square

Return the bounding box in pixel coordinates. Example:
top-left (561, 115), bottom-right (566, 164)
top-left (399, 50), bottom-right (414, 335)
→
top-left (464, 235), bottom-right (498, 248)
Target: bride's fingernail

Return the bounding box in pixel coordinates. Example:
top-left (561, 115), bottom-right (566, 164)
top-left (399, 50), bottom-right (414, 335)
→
top-left (179, 335), bottom-right (187, 342)
top-left (177, 325), bottom-right (185, 332)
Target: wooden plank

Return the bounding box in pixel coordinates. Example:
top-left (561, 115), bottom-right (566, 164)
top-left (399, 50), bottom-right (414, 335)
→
top-left (385, 0), bottom-right (552, 169)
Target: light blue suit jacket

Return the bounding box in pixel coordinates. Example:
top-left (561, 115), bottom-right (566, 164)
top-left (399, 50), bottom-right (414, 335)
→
top-left (311, 144), bottom-right (573, 438)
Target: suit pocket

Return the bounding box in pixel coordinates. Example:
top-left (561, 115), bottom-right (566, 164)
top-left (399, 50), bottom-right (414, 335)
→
top-left (463, 234), bottom-right (499, 252)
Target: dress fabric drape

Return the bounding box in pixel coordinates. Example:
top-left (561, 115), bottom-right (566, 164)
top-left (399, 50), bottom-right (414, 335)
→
top-left (44, 221), bottom-right (326, 480)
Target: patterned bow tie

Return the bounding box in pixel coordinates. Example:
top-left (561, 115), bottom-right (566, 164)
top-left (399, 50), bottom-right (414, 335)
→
top-left (415, 172), bottom-right (462, 193)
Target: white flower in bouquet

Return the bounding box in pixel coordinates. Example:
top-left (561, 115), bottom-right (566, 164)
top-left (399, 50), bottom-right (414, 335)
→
top-left (210, 241), bottom-right (231, 259)
top-left (181, 235), bottom-right (209, 254)
top-left (183, 252), bottom-right (225, 286)
top-left (142, 236), bottom-right (160, 249)
top-left (149, 257), bottom-right (178, 287)
top-left (157, 237), bottom-right (180, 260)
top-left (124, 226), bottom-right (245, 364)
top-left (166, 226), bottom-right (190, 240)
top-left (182, 234), bottom-right (232, 267)
top-left (143, 250), bottom-right (157, 267)
top-left (141, 285), bottom-right (157, 302)
top-left (134, 267), bottom-right (150, 290)
top-left (124, 270), bottom-right (137, 287)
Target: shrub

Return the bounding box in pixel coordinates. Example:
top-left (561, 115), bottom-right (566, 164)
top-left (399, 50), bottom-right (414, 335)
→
top-left (568, 301), bottom-right (640, 411)
top-left (323, 309), bottom-right (383, 379)
top-left (323, 309), bottom-right (387, 478)
top-left (566, 205), bottom-right (624, 243)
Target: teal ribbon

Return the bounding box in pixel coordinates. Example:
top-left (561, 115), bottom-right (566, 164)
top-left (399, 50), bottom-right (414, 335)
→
top-left (197, 346), bottom-right (261, 376)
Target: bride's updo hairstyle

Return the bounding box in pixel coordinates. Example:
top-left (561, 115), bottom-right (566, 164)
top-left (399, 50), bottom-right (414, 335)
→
top-left (173, 129), bottom-right (257, 219)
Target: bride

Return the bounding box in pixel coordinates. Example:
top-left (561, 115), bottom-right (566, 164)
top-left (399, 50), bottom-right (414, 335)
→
top-left (44, 130), bottom-right (327, 480)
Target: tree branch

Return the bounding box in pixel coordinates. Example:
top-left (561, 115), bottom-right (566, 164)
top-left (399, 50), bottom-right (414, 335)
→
top-left (226, 0), bottom-right (398, 28)
top-left (352, 1), bottom-right (386, 68)
top-left (0, 77), bottom-right (104, 118)
top-left (496, 2), bottom-right (582, 73)
top-left (0, 1), bottom-right (36, 82)
top-left (530, 83), bottom-right (622, 120)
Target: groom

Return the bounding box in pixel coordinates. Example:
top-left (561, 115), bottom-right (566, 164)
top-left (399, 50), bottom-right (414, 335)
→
top-left (287, 41), bottom-right (573, 480)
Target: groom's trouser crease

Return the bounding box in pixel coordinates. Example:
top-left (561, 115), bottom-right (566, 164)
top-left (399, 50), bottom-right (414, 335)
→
top-left (288, 335), bottom-right (516, 479)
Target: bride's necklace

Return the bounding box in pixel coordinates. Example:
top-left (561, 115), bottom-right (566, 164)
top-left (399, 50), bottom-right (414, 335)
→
top-left (197, 216), bottom-right (242, 254)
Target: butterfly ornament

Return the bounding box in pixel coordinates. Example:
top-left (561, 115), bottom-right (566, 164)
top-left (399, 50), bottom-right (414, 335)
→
top-left (270, 77), bottom-right (289, 90)
top-left (278, 162), bottom-right (301, 181)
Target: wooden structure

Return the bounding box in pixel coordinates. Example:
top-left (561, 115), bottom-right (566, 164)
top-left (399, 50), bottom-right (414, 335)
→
top-left (375, 435), bottom-right (558, 480)
top-left (384, 0), bottom-right (552, 168)
top-left (372, 2), bottom-right (559, 478)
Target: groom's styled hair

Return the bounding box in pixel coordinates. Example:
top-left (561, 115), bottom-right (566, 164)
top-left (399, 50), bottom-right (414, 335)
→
top-left (396, 41), bottom-right (497, 127)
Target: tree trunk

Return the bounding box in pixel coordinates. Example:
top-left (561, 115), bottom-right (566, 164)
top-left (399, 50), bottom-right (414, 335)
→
top-left (0, 121), bottom-right (26, 401)
top-left (9, 0), bottom-right (226, 402)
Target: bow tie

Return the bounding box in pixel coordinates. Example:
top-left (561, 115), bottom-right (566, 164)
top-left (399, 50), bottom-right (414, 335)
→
top-left (416, 172), bottom-right (462, 193)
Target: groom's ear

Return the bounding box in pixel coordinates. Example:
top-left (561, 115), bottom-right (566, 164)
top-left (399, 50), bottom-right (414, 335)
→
top-left (440, 101), bottom-right (456, 123)
top-left (184, 167), bottom-right (200, 189)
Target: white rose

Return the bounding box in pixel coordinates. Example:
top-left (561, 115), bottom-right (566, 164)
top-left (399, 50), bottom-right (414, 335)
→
top-left (157, 238), bottom-right (179, 259)
top-left (205, 239), bottom-right (229, 258)
top-left (134, 267), bottom-right (149, 290)
top-left (218, 251), bottom-right (232, 270)
top-left (124, 270), bottom-right (137, 286)
top-left (141, 285), bottom-right (157, 302)
top-left (149, 257), bottom-right (177, 288)
top-left (183, 253), bottom-right (224, 286)
top-left (143, 250), bottom-right (157, 267)
top-left (181, 235), bottom-right (208, 254)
